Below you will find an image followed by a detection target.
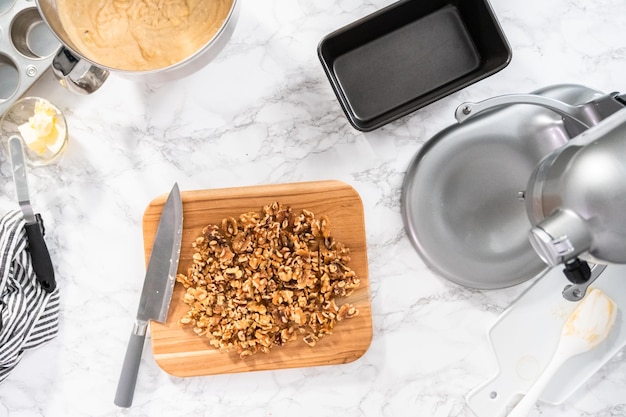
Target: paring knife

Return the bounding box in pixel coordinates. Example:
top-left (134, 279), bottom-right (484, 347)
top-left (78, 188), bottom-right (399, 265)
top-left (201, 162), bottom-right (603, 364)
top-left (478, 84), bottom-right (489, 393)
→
top-left (8, 136), bottom-right (56, 293)
top-left (114, 183), bottom-right (183, 408)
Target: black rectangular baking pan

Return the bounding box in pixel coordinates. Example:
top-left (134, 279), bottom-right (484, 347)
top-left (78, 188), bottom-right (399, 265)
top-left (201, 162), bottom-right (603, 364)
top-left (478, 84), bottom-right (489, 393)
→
top-left (318, 0), bottom-right (511, 131)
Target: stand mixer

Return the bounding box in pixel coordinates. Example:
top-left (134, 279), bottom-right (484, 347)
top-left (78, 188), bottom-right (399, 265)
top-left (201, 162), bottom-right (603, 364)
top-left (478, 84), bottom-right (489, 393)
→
top-left (402, 84), bottom-right (626, 300)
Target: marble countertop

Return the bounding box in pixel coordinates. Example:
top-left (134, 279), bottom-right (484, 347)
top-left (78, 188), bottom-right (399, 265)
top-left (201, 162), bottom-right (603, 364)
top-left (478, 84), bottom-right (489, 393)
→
top-left (2, 0), bottom-right (626, 416)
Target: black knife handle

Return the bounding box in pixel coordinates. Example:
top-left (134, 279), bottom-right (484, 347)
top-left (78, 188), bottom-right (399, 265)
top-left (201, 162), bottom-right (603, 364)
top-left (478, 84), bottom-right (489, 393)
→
top-left (25, 221), bottom-right (56, 293)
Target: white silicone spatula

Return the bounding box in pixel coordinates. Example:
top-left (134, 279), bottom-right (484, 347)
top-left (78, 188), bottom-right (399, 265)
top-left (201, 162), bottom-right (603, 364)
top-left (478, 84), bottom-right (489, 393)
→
top-left (507, 288), bottom-right (617, 417)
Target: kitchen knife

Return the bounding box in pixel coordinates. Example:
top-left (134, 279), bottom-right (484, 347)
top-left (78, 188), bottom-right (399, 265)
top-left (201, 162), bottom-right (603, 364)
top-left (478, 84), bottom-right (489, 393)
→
top-left (114, 183), bottom-right (183, 408)
top-left (8, 136), bottom-right (56, 293)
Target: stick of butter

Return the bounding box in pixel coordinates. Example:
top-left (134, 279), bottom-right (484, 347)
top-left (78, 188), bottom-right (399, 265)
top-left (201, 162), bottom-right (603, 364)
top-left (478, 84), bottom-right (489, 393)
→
top-left (18, 100), bottom-right (65, 156)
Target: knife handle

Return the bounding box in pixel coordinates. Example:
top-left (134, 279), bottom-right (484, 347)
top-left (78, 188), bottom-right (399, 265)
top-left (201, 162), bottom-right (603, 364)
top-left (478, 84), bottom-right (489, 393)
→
top-left (25, 221), bottom-right (56, 293)
top-left (114, 325), bottom-right (147, 408)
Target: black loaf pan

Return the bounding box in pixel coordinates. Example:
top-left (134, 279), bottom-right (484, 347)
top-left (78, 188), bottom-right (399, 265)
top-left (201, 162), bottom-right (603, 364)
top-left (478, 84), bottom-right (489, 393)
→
top-left (318, 0), bottom-right (511, 131)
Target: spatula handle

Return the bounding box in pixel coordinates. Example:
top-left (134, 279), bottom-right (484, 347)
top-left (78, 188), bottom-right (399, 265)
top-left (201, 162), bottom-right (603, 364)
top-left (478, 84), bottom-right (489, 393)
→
top-left (114, 323), bottom-right (147, 407)
top-left (507, 353), bottom-right (569, 417)
top-left (25, 220), bottom-right (56, 292)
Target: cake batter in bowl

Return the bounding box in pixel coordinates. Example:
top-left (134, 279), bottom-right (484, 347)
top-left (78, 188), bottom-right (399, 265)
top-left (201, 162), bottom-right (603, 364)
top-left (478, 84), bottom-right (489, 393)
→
top-left (35, 0), bottom-right (239, 93)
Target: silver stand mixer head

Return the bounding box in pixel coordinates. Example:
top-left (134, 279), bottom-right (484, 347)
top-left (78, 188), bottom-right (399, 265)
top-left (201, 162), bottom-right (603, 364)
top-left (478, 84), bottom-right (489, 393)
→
top-left (525, 107), bottom-right (626, 299)
top-left (402, 84), bottom-right (626, 300)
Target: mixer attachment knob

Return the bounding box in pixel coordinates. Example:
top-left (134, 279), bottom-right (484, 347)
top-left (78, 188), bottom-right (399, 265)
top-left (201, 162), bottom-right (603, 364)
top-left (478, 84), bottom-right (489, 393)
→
top-left (563, 258), bottom-right (591, 284)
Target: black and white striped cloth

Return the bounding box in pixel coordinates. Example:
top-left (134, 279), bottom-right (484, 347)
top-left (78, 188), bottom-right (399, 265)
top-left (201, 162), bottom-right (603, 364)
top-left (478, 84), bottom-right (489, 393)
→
top-left (0, 210), bottom-right (59, 383)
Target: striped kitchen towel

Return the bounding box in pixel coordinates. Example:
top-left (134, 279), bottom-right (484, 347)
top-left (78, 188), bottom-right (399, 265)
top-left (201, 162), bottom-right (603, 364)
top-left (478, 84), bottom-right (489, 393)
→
top-left (0, 210), bottom-right (60, 383)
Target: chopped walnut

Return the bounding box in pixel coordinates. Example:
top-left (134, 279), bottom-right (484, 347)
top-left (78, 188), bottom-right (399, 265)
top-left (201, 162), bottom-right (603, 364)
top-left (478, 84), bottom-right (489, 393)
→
top-left (176, 202), bottom-right (360, 358)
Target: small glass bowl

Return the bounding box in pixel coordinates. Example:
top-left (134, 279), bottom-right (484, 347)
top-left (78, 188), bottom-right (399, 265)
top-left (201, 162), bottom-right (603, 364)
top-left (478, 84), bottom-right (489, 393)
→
top-left (1, 96), bottom-right (68, 166)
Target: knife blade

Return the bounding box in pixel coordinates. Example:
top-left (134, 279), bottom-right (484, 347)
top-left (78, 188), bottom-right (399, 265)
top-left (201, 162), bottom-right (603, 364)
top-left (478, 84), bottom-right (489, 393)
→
top-left (8, 136), bottom-right (56, 293)
top-left (114, 183), bottom-right (183, 408)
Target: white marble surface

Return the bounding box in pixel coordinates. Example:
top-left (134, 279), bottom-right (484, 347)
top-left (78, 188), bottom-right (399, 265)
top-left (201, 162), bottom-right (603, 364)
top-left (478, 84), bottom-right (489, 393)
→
top-left (1, 0), bottom-right (626, 416)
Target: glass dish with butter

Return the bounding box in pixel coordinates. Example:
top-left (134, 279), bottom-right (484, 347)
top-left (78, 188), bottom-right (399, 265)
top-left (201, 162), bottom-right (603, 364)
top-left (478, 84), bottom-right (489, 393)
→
top-left (1, 97), bottom-right (68, 166)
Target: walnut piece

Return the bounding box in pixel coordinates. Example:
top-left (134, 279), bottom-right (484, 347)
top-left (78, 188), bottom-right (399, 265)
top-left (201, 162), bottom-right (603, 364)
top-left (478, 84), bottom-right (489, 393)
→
top-left (176, 202), bottom-right (360, 358)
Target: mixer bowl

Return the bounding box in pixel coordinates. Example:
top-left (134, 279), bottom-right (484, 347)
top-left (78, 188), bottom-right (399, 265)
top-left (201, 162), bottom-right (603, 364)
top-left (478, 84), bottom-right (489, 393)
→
top-left (34, 0), bottom-right (239, 93)
top-left (401, 84), bottom-right (609, 289)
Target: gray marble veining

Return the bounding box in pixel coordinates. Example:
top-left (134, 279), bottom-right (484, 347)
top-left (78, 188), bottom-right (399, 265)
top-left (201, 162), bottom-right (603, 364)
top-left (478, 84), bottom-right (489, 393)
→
top-left (1, 0), bottom-right (625, 416)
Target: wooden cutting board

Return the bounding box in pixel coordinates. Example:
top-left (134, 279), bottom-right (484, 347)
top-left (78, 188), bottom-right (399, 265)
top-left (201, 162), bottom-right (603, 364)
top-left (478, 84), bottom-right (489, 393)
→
top-left (144, 180), bottom-right (372, 377)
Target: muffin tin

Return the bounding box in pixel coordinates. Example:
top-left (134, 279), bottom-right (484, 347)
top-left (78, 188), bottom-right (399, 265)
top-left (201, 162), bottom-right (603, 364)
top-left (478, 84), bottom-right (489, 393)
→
top-left (0, 0), bottom-right (60, 117)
